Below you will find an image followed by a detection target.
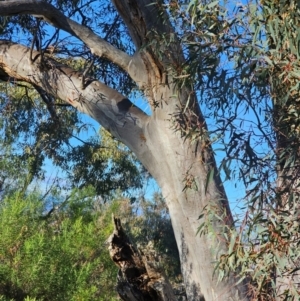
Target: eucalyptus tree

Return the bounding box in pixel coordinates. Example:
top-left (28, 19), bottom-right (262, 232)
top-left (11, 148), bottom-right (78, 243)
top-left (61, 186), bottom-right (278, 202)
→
top-left (0, 0), bottom-right (278, 301)
top-left (177, 1), bottom-right (300, 300)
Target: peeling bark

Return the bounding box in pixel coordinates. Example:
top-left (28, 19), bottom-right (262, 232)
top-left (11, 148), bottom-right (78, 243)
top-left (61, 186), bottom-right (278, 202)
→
top-left (107, 216), bottom-right (178, 301)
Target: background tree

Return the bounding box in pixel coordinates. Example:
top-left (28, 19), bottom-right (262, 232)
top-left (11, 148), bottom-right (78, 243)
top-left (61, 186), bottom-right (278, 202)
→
top-left (0, 72), bottom-right (144, 199)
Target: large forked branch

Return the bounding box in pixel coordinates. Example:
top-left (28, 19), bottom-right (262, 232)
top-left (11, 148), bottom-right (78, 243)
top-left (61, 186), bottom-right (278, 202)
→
top-left (0, 0), bottom-right (147, 84)
top-left (0, 40), bottom-right (149, 155)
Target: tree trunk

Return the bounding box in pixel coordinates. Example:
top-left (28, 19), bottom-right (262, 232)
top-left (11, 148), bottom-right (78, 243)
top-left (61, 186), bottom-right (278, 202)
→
top-left (108, 215), bottom-right (180, 301)
top-left (263, 1), bottom-right (300, 297)
top-left (0, 1), bottom-right (250, 300)
top-left (272, 82), bottom-right (300, 300)
top-left (138, 87), bottom-right (248, 301)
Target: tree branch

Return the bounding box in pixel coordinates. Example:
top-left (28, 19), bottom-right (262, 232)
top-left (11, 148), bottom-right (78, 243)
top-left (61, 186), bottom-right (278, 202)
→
top-left (33, 84), bottom-right (59, 121)
top-left (111, 0), bottom-right (183, 88)
top-left (0, 0), bottom-right (147, 82)
top-left (0, 40), bottom-right (149, 155)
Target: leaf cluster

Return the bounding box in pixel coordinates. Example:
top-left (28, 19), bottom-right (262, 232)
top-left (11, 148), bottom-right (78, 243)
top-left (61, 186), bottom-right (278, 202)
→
top-left (169, 0), bottom-right (300, 299)
top-left (0, 82), bottom-right (143, 198)
top-left (0, 187), bottom-right (119, 301)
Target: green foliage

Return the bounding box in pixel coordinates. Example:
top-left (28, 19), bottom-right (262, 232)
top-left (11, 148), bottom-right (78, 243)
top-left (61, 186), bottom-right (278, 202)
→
top-left (0, 81), bottom-right (143, 197)
top-left (0, 177), bottom-right (181, 301)
top-left (166, 0), bottom-right (300, 299)
top-left (0, 0), bottom-right (141, 198)
top-left (68, 128), bottom-right (144, 197)
top-left (0, 188), bottom-right (119, 301)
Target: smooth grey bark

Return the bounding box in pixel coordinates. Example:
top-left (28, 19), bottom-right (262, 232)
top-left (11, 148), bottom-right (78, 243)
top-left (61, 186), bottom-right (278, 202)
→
top-left (0, 1), bottom-right (250, 300)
